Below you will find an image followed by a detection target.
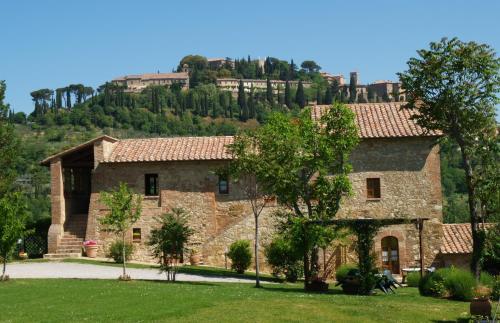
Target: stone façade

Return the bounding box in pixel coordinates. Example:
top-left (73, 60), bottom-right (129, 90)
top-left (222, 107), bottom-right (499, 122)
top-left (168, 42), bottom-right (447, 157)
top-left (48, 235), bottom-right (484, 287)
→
top-left (43, 103), bottom-right (444, 274)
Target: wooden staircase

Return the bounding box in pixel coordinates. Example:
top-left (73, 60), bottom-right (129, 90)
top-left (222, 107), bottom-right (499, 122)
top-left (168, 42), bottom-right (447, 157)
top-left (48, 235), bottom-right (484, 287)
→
top-left (44, 215), bottom-right (87, 259)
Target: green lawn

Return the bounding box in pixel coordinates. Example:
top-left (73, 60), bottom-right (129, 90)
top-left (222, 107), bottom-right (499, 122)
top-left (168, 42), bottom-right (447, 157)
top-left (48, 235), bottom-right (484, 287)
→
top-left (0, 279), bottom-right (470, 322)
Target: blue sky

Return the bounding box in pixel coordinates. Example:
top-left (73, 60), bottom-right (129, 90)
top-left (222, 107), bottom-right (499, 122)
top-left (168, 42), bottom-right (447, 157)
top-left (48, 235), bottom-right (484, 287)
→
top-left (1, 0), bottom-right (499, 114)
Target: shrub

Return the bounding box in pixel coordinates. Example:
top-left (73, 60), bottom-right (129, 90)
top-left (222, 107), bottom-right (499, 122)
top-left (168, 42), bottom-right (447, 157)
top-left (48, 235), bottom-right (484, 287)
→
top-left (479, 272), bottom-right (494, 288)
top-left (419, 267), bottom-right (477, 301)
top-left (491, 275), bottom-right (500, 300)
top-left (443, 267), bottom-right (476, 301)
top-left (108, 240), bottom-right (134, 264)
top-left (419, 270), bottom-right (447, 297)
top-left (228, 240), bottom-right (252, 274)
top-left (335, 264), bottom-right (358, 283)
top-left (406, 272), bottom-right (420, 287)
top-left (264, 237), bottom-right (303, 282)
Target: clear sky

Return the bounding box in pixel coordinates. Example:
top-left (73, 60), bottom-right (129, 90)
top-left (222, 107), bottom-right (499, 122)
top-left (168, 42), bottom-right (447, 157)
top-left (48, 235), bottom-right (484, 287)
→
top-left (1, 0), bottom-right (499, 114)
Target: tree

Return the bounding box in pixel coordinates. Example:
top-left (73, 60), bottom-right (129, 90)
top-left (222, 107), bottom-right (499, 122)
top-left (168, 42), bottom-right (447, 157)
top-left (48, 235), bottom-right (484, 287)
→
top-left (227, 134), bottom-right (273, 287)
top-left (324, 86), bottom-right (333, 105)
top-left (367, 87), bottom-right (375, 103)
top-left (301, 60), bottom-right (321, 73)
top-left (398, 37), bottom-right (499, 279)
top-left (349, 74), bottom-right (357, 103)
top-left (0, 81), bottom-right (19, 195)
top-left (284, 80), bottom-right (292, 109)
top-left (99, 182), bottom-right (142, 280)
top-left (247, 103), bottom-right (359, 289)
top-left (331, 80), bottom-right (340, 102)
top-left (0, 192), bottom-right (29, 280)
top-left (237, 80), bottom-right (248, 121)
top-left (148, 208), bottom-right (193, 282)
top-left (295, 81), bottom-right (305, 109)
top-left (266, 78), bottom-right (273, 104)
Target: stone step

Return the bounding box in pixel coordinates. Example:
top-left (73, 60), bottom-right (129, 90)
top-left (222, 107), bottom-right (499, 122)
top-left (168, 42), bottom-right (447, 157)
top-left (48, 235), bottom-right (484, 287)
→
top-left (44, 253), bottom-right (81, 259)
top-left (59, 243), bottom-right (83, 248)
top-left (63, 232), bottom-right (85, 239)
top-left (56, 247), bottom-right (83, 253)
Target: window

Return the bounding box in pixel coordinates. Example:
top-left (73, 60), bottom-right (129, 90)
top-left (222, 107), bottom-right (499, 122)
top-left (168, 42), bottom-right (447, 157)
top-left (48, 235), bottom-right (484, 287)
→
top-left (133, 228), bottom-right (141, 243)
top-left (366, 178), bottom-right (381, 199)
top-left (218, 175), bottom-right (229, 194)
top-left (145, 174), bottom-right (158, 196)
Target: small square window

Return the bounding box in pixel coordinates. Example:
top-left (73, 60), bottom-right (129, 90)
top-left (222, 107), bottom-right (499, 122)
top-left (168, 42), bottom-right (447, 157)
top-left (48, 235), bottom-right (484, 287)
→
top-left (133, 228), bottom-right (141, 243)
top-left (366, 178), bottom-right (381, 199)
top-left (218, 175), bottom-right (229, 194)
top-left (145, 174), bottom-right (158, 196)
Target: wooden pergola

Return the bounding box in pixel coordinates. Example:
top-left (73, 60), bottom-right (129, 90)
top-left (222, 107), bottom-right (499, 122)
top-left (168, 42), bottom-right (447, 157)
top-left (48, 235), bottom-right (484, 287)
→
top-left (310, 217), bottom-right (430, 277)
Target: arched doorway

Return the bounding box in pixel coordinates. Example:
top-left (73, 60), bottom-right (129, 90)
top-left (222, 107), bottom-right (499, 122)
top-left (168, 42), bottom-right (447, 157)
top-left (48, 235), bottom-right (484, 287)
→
top-left (381, 236), bottom-right (400, 273)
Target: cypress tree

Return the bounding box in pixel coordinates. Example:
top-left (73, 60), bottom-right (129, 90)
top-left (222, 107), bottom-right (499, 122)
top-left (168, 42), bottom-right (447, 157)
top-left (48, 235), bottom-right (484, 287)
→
top-left (295, 80), bottom-right (305, 108)
top-left (238, 80), bottom-right (247, 121)
top-left (331, 80), bottom-right (340, 102)
top-left (66, 88), bottom-right (72, 109)
top-left (349, 73), bottom-right (357, 103)
top-left (324, 86), bottom-right (333, 104)
top-left (55, 89), bottom-right (63, 110)
top-left (367, 87), bottom-right (375, 103)
top-left (248, 89), bottom-right (255, 119)
top-left (316, 88), bottom-right (322, 104)
top-left (266, 78), bottom-right (273, 104)
top-left (284, 80), bottom-right (292, 109)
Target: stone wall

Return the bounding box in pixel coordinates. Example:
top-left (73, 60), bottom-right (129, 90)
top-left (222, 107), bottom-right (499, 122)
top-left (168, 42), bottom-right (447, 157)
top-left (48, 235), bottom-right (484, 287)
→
top-left (83, 136), bottom-right (444, 273)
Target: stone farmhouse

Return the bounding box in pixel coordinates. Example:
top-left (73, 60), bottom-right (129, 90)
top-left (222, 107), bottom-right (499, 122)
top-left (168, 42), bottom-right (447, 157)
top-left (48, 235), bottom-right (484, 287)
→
top-left (112, 72), bottom-right (189, 93)
top-left (41, 103), bottom-right (468, 273)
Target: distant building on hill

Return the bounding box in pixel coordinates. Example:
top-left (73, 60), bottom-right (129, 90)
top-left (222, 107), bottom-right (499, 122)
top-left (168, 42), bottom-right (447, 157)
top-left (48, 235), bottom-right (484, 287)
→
top-left (207, 57), bottom-right (235, 69)
top-left (112, 72), bottom-right (189, 92)
top-left (320, 72), bottom-right (345, 86)
top-left (216, 78), bottom-right (312, 94)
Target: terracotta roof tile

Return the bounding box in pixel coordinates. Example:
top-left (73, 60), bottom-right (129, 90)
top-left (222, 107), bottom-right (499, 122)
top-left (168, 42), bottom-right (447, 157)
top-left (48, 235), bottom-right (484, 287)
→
top-left (312, 103), bottom-right (440, 138)
top-left (104, 136), bottom-right (234, 163)
top-left (440, 223), bottom-right (493, 254)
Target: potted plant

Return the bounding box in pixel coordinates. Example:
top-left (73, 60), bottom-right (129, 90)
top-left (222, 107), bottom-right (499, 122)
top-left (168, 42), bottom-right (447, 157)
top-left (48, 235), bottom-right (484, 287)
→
top-left (83, 240), bottom-right (98, 258)
top-left (189, 248), bottom-right (201, 266)
top-left (470, 285), bottom-right (492, 319)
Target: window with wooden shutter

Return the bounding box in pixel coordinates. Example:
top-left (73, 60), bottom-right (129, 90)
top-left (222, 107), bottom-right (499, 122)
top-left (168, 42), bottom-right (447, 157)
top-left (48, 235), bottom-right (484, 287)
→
top-left (366, 178), bottom-right (381, 199)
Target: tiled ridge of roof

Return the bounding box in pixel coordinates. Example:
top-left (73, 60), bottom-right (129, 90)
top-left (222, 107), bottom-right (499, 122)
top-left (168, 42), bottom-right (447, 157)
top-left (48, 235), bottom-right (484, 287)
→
top-left (113, 72), bottom-right (189, 81)
top-left (440, 223), bottom-right (493, 254)
top-left (104, 136), bottom-right (234, 163)
top-left (312, 103), bottom-right (440, 138)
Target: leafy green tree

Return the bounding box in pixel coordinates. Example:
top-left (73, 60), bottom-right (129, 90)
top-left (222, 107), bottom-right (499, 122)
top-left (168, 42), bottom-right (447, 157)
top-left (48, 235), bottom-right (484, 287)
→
top-left (148, 208), bottom-right (193, 282)
top-left (300, 60), bottom-right (321, 73)
top-left (0, 192), bottom-right (29, 280)
top-left (284, 80), bottom-right (292, 109)
top-left (295, 80), bottom-right (305, 109)
top-left (247, 103), bottom-right (359, 288)
top-left (228, 134), bottom-right (274, 287)
top-left (399, 37), bottom-right (499, 279)
top-left (0, 81), bottom-right (19, 195)
top-left (99, 182), bottom-right (142, 280)
top-left (227, 240), bottom-right (252, 274)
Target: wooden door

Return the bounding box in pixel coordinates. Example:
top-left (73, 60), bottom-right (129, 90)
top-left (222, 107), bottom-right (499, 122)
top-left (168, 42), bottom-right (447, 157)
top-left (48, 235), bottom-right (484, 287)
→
top-left (381, 236), bottom-right (400, 273)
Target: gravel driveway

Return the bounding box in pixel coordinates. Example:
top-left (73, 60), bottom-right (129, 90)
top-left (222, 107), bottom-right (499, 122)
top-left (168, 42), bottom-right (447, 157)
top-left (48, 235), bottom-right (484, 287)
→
top-left (6, 262), bottom-right (260, 283)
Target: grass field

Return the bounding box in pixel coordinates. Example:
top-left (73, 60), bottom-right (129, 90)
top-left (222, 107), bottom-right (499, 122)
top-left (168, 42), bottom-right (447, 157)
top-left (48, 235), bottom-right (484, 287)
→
top-left (0, 279), bottom-right (470, 322)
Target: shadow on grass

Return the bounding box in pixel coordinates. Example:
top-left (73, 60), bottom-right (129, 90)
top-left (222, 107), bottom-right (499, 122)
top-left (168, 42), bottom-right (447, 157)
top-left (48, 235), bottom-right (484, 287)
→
top-left (134, 279), bottom-right (219, 287)
top-left (431, 319), bottom-right (470, 323)
top-left (261, 285), bottom-right (346, 295)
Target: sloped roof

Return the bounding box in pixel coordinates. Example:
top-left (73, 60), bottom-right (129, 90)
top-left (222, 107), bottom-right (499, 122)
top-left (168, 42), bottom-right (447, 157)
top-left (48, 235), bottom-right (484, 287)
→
top-left (104, 136), bottom-right (234, 163)
top-left (440, 223), bottom-right (493, 254)
top-left (312, 103), bottom-right (440, 138)
top-left (42, 103), bottom-right (440, 165)
top-left (113, 72), bottom-right (189, 81)
top-left (40, 135), bottom-right (118, 166)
